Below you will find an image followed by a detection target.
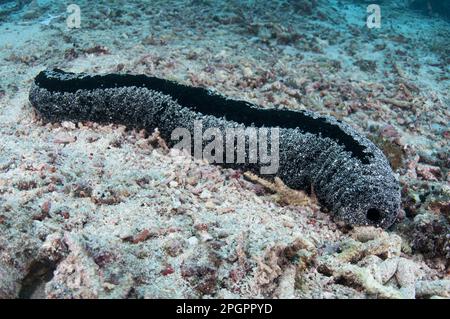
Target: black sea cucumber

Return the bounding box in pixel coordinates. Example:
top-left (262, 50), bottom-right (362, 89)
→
top-left (29, 69), bottom-right (401, 228)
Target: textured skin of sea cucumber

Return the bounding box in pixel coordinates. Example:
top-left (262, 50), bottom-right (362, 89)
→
top-left (29, 69), bottom-right (401, 228)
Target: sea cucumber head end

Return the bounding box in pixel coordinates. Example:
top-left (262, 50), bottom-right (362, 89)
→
top-left (337, 183), bottom-right (401, 229)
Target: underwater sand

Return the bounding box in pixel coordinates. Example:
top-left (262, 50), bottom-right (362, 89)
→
top-left (0, 0), bottom-right (449, 299)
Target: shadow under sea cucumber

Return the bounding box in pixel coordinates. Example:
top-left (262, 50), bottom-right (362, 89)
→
top-left (29, 69), bottom-right (401, 228)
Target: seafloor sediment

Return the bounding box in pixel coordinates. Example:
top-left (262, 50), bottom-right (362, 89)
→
top-left (0, 0), bottom-right (449, 299)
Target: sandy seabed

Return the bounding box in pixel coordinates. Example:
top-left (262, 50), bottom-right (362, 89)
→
top-left (0, 0), bottom-right (449, 299)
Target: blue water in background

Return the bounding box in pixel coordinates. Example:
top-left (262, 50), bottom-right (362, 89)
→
top-left (410, 0), bottom-right (450, 19)
top-left (1, 0), bottom-right (450, 20)
top-left (0, 0), bottom-right (448, 76)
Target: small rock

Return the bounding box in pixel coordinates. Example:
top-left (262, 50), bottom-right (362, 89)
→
top-left (123, 229), bottom-right (154, 244)
top-left (199, 190), bottom-right (212, 200)
top-left (169, 181), bottom-right (178, 188)
top-left (161, 265), bottom-right (175, 276)
top-left (186, 236), bottom-right (199, 247)
top-left (416, 280), bottom-right (450, 298)
top-left (61, 121), bottom-right (76, 130)
top-left (396, 258), bottom-right (420, 288)
top-left (416, 164), bottom-right (441, 181)
top-left (242, 66), bottom-right (253, 78)
top-left (54, 134), bottom-right (77, 144)
top-left (377, 257), bottom-right (399, 284)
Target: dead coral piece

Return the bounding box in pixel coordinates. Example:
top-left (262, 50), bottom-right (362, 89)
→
top-left (415, 280), bottom-right (450, 298)
top-left (45, 235), bottom-right (103, 299)
top-left (317, 227), bottom-right (414, 299)
top-left (273, 265), bottom-right (297, 299)
top-left (376, 257), bottom-right (400, 284)
top-left (253, 237), bottom-right (315, 296)
top-left (416, 164), bottom-right (441, 181)
top-left (122, 229), bottom-right (155, 244)
top-left (15, 179), bottom-right (37, 191)
top-left (379, 98), bottom-right (411, 109)
top-left (395, 258), bottom-right (422, 298)
top-left (83, 45), bottom-right (110, 56)
top-left (350, 225), bottom-right (385, 243)
top-left (148, 129), bottom-right (169, 153)
top-left (53, 133), bottom-right (77, 144)
top-left (244, 172), bottom-right (316, 207)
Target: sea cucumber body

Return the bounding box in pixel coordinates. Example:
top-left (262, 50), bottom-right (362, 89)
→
top-left (29, 69), bottom-right (401, 228)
